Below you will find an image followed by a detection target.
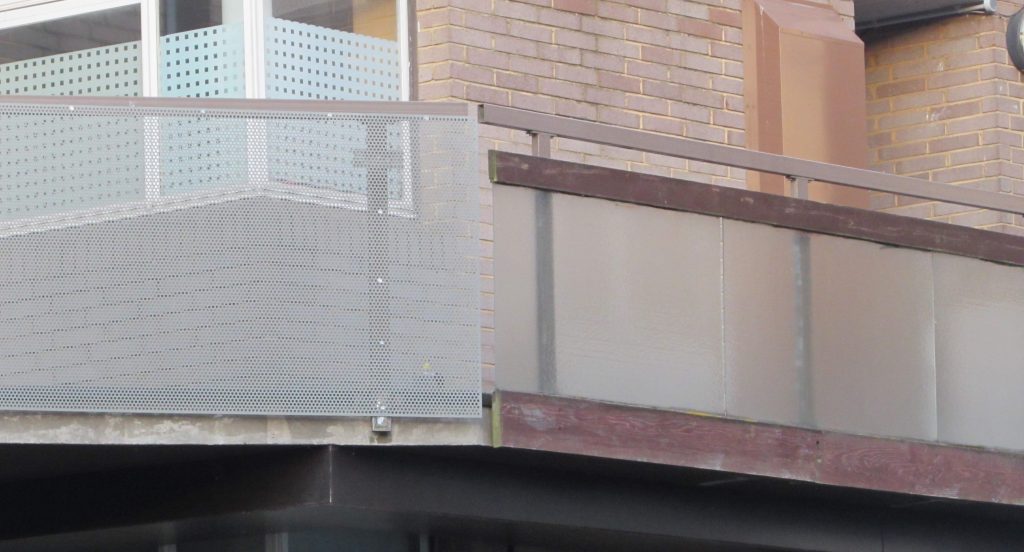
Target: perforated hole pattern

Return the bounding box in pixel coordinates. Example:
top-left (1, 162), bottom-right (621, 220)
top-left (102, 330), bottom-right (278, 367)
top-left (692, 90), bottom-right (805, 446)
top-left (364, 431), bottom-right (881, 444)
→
top-left (0, 43), bottom-right (142, 97)
top-left (161, 24), bottom-right (245, 98)
top-left (0, 102), bottom-right (480, 418)
top-left (0, 19), bottom-right (398, 102)
top-left (266, 18), bottom-right (401, 101)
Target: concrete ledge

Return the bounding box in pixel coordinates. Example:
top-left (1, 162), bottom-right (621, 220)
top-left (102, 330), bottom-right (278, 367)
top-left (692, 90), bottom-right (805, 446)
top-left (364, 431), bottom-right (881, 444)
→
top-left (0, 411), bottom-right (491, 446)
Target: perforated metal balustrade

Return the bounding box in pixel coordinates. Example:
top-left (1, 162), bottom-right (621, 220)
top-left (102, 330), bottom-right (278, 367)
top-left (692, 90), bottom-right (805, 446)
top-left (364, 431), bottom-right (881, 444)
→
top-left (0, 98), bottom-right (480, 418)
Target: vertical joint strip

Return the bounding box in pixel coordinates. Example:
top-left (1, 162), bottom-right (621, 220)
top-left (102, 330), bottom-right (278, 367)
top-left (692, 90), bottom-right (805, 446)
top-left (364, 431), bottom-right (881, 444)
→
top-left (358, 120), bottom-right (396, 413)
top-left (140, 0), bottom-right (161, 97)
top-left (794, 232), bottom-right (814, 426)
top-left (530, 131), bottom-right (553, 158)
top-left (536, 190), bottom-right (556, 394)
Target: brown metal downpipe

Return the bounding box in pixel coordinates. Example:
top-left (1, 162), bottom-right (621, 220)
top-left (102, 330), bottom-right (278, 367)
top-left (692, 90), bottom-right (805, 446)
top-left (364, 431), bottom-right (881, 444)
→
top-left (742, 0), bottom-right (869, 208)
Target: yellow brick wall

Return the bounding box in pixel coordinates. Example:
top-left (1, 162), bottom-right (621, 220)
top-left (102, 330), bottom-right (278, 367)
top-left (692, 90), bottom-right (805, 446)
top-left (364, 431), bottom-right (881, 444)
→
top-left (414, 0), bottom-right (852, 386)
top-left (865, 2), bottom-right (1024, 233)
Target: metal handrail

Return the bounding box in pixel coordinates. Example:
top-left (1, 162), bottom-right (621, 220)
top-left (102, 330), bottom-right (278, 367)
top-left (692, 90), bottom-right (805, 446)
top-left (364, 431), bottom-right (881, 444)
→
top-left (478, 104), bottom-right (1024, 216)
top-left (3, 97), bottom-right (1017, 215)
top-left (0, 95), bottom-right (472, 116)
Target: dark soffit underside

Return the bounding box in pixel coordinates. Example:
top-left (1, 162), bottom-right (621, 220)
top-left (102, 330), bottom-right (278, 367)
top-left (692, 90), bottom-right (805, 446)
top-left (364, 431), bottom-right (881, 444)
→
top-left (855, 0), bottom-right (994, 30)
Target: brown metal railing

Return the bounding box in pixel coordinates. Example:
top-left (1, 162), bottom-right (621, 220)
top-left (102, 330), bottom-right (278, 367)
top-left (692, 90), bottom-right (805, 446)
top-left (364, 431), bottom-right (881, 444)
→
top-left (478, 104), bottom-right (1024, 216)
top-left (4, 96), bottom-right (1017, 215)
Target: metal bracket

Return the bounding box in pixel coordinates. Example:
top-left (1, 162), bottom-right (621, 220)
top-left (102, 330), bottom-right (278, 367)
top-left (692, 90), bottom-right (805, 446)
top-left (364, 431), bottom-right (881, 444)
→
top-left (787, 176), bottom-right (811, 200)
top-left (372, 415), bottom-right (393, 433)
top-left (529, 131), bottom-right (552, 158)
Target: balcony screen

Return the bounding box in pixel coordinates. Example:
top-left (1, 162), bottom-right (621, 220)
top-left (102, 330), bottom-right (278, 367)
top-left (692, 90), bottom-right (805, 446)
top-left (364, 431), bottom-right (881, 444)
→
top-left (0, 100), bottom-right (480, 418)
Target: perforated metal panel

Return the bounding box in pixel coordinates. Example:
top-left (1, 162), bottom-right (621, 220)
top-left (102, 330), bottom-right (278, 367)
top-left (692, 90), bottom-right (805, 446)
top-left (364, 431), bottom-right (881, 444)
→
top-left (0, 43), bottom-right (141, 96)
top-left (0, 113), bottom-right (144, 220)
top-left (265, 18), bottom-right (401, 101)
top-left (161, 24), bottom-right (245, 98)
top-left (157, 24), bottom-right (245, 193)
top-left (0, 101), bottom-right (480, 418)
top-left (159, 115), bottom-right (250, 195)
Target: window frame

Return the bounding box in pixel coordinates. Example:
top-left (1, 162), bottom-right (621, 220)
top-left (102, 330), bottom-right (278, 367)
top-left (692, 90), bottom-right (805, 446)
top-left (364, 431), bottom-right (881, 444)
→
top-left (0, 0), bottom-right (159, 95)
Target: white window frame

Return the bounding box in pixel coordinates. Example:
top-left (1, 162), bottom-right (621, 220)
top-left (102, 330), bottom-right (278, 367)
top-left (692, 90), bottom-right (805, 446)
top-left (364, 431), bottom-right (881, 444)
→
top-left (397, 0), bottom-right (410, 100)
top-left (0, 0), bottom-right (159, 95)
top-left (0, 0), bottom-right (138, 25)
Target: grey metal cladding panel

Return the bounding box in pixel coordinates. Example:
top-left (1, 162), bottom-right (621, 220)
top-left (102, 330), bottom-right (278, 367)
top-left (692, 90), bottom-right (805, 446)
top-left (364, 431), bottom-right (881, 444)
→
top-left (0, 105), bottom-right (480, 418)
top-left (492, 185), bottom-right (541, 393)
top-left (551, 195), bottom-right (724, 413)
top-left (933, 253), bottom-right (1024, 450)
top-left (808, 235), bottom-right (937, 441)
top-left (0, 198), bottom-right (478, 416)
top-left (722, 220), bottom-right (803, 426)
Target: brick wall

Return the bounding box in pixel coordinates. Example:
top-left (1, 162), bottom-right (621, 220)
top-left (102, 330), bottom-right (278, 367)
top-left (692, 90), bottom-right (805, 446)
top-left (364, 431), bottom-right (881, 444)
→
top-left (414, 0), bottom-right (852, 385)
top-left (865, 2), bottom-right (1024, 234)
top-left (417, 0), bottom-right (758, 181)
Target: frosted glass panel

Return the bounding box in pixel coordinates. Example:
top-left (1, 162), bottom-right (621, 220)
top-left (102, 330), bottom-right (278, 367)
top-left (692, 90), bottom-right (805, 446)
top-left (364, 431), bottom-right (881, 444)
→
top-left (807, 235), bottom-right (937, 441)
top-left (551, 195), bottom-right (724, 412)
top-left (722, 219), bottom-right (804, 426)
top-left (0, 42), bottom-right (141, 96)
top-left (0, 9), bottom-right (401, 100)
top-left (161, 24), bottom-right (245, 98)
top-left (0, 5), bottom-right (142, 97)
top-left (493, 186), bottom-right (541, 393)
top-left (265, 17), bottom-right (401, 100)
top-left (934, 253), bottom-right (1024, 450)
top-left (158, 23), bottom-right (247, 194)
